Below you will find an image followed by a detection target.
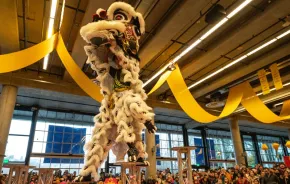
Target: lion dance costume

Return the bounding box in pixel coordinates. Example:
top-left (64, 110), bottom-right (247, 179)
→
top-left (77, 2), bottom-right (156, 181)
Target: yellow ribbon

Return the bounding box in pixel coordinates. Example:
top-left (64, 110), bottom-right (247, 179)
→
top-left (0, 34), bottom-right (57, 73)
top-left (257, 69), bottom-right (270, 95)
top-left (270, 63), bottom-right (283, 90)
top-left (147, 70), bottom-right (172, 95)
top-left (55, 35), bottom-right (103, 102)
top-left (167, 65), bottom-right (290, 123)
top-left (167, 65), bottom-right (243, 123)
top-left (241, 82), bottom-right (290, 123)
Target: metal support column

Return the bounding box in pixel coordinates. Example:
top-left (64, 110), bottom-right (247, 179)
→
top-left (200, 128), bottom-right (209, 167)
top-left (182, 125), bottom-right (189, 146)
top-left (252, 134), bottom-right (262, 164)
top-left (105, 153), bottom-right (110, 174)
top-left (240, 134), bottom-right (248, 167)
top-left (281, 137), bottom-right (288, 156)
top-left (25, 107), bottom-right (39, 165)
top-left (168, 133), bottom-right (174, 171)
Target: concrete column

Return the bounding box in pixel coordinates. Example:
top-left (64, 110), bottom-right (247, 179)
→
top-left (145, 130), bottom-right (156, 179)
top-left (0, 85), bottom-right (18, 170)
top-left (229, 116), bottom-right (246, 166)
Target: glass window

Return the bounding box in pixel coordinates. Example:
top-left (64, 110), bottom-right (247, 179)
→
top-left (257, 135), bottom-right (284, 164)
top-left (30, 110), bottom-right (95, 174)
top-left (243, 135), bottom-right (257, 167)
top-left (5, 135), bottom-right (29, 162)
top-left (207, 130), bottom-right (235, 169)
top-left (188, 129), bottom-right (204, 166)
top-left (5, 114), bottom-right (32, 164)
top-left (9, 119), bottom-right (31, 135)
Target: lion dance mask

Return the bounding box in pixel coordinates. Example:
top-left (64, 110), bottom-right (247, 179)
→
top-left (77, 2), bottom-right (156, 181)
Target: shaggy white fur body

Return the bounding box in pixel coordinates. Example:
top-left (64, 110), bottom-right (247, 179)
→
top-left (79, 2), bottom-right (154, 181)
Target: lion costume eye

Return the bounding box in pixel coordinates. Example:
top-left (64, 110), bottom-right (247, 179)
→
top-left (114, 14), bottom-right (126, 20)
top-left (113, 10), bottom-right (130, 22)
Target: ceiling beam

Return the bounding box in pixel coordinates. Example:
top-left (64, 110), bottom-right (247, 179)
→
top-left (139, 0), bottom-right (210, 69)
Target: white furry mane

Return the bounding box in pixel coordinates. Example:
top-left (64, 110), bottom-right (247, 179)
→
top-left (107, 2), bottom-right (145, 34)
top-left (107, 2), bottom-right (137, 20)
top-left (80, 20), bottom-right (126, 43)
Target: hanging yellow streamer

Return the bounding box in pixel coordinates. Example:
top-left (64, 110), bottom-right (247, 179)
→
top-left (241, 82), bottom-right (290, 123)
top-left (257, 69), bottom-right (270, 95)
top-left (147, 70), bottom-right (172, 95)
top-left (0, 33), bottom-right (102, 102)
top-left (55, 36), bottom-right (103, 102)
top-left (0, 34), bottom-right (57, 73)
top-left (167, 65), bottom-right (244, 123)
top-left (270, 63), bottom-right (283, 90)
top-left (167, 65), bottom-right (290, 123)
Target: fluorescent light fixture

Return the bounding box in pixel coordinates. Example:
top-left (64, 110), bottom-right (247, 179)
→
top-left (173, 40), bottom-right (202, 63)
top-left (246, 38), bottom-right (277, 56)
top-left (43, 55), bottom-right (50, 71)
top-left (200, 18), bottom-right (228, 40)
top-left (49, 0), bottom-right (58, 19)
top-left (46, 18), bottom-right (55, 38)
top-left (188, 29), bottom-right (290, 90)
top-left (274, 102), bottom-right (283, 108)
top-left (277, 29), bottom-right (290, 39)
top-left (43, 0), bottom-right (58, 70)
top-left (60, 0), bottom-right (66, 28)
top-left (226, 0), bottom-right (253, 18)
top-left (142, 0), bottom-right (253, 87)
top-left (188, 55), bottom-right (248, 89)
top-left (142, 63), bottom-right (170, 87)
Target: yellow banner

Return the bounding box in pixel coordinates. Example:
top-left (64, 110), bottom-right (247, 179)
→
top-left (167, 65), bottom-right (243, 123)
top-left (56, 36), bottom-right (103, 102)
top-left (241, 82), bottom-right (290, 123)
top-left (257, 69), bottom-right (270, 95)
top-left (270, 63), bottom-right (283, 90)
top-left (147, 70), bottom-right (172, 95)
top-left (0, 34), bottom-right (57, 73)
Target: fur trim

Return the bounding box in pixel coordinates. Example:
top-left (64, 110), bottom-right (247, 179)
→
top-left (107, 2), bottom-right (136, 20)
top-left (84, 141), bottom-right (93, 152)
top-left (136, 12), bottom-right (145, 34)
top-left (96, 8), bottom-right (105, 15)
top-left (80, 165), bottom-right (96, 177)
top-left (80, 21), bottom-right (126, 42)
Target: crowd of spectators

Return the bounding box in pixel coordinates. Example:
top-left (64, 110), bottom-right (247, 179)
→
top-left (148, 164), bottom-right (289, 184)
top-left (0, 164), bottom-right (289, 184)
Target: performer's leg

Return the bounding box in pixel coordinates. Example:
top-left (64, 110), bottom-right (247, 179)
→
top-left (80, 100), bottom-right (114, 181)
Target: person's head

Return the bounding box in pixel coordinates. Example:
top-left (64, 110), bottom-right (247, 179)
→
top-left (250, 171), bottom-right (255, 177)
top-left (214, 173), bottom-right (219, 178)
top-left (284, 171), bottom-right (289, 177)
top-left (261, 172), bottom-right (265, 177)
top-left (253, 178), bottom-right (259, 184)
top-left (224, 177), bottom-right (229, 183)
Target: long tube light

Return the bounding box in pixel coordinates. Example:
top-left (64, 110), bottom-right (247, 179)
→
top-left (142, 0), bottom-right (253, 87)
top-left (43, 0), bottom-right (58, 70)
top-left (188, 29), bottom-right (290, 89)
